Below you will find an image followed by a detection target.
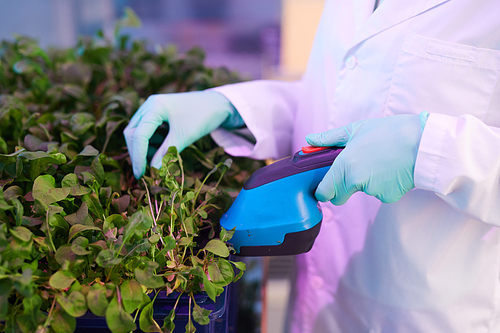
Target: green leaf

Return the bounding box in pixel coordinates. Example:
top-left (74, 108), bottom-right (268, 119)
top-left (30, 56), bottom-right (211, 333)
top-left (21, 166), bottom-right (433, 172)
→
top-left (220, 227), bottom-right (235, 242)
top-left (9, 236), bottom-right (33, 260)
top-left (184, 217), bottom-right (195, 235)
top-left (55, 245), bottom-right (76, 266)
top-left (49, 271), bottom-right (76, 290)
top-left (202, 274), bottom-right (216, 302)
top-left (120, 280), bottom-right (143, 314)
top-left (135, 293), bottom-right (151, 312)
top-left (164, 235), bottom-right (176, 251)
top-left (68, 224), bottom-right (100, 242)
top-left (61, 173), bottom-right (78, 187)
top-left (87, 283), bottom-right (108, 317)
top-left (106, 293), bottom-right (136, 333)
top-left (148, 234), bottom-right (160, 244)
top-left (231, 261), bottom-right (246, 282)
top-left (50, 306), bottom-right (76, 333)
top-left (82, 193), bottom-right (104, 219)
top-left (69, 112), bottom-right (94, 134)
top-left (57, 291), bottom-right (87, 317)
top-left (203, 239), bottom-right (229, 258)
top-left (96, 249), bottom-right (122, 268)
top-left (20, 151), bottom-right (66, 181)
top-left (90, 155), bottom-right (105, 186)
top-left (161, 308), bottom-right (176, 333)
top-left (60, 62), bottom-right (92, 86)
top-left (62, 173), bottom-right (92, 196)
top-left (197, 208), bottom-right (207, 219)
top-left (0, 137), bottom-right (7, 154)
top-left (0, 149), bottom-right (23, 165)
top-left (0, 188), bottom-right (13, 211)
top-left (122, 7), bottom-right (142, 28)
top-left (2, 155), bottom-right (22, 178)
top-left (32, 175), bottom-right (71, 205)
top-left (47, 204), bottom-right (64, 218)
top-left (123, 210), bottom-right (152, 243)
top-left (192, 302), bottom-right (211, 326)
top-left (21, 294), bottom-right (43, 327)
top-left (3, 185), bottom-right (22, 202)
top-left (133, 239), bottom-right (151, 253)
top-left (11, 198), bottom-right (23, 226)
top-left (71, 236), bottom-right (91, 255)
top-left (185, 318), bottom-right (196, 333)
top-left (135, 267), bottom-right (164, 289)
top-left (16, 308), bottom-right (46, 333)
top-left (0, 279), bottom-right (12, 320)
top-left (208, 259), bottom-right (234, 286)
top-left (154, 248), bottom-right (167, 271)
top-left (64, 203), bottom-right (92, 226)
top-left (112, 194), bottom-right (130, 213)
top-left (11, 268), bottom-right (33, 298)
top-left (178, 237), bottom-right (191, 246)
top-left (103, 214), bottom-right (126, 234)
top-left (189, 266), bottom-right (204, 279)
top-left (181, 191), bottom-right (195, 204)
top-left (103, 119), bottom-right (126, 153)
top-left (139, 301), bottom-right (162, 332)
top-left (10, 226), bottom-right (32, 243)
top-left (77, 145), bottom-right (99, 157)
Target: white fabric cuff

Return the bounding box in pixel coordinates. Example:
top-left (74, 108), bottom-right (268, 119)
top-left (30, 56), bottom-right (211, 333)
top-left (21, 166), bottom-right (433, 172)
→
top-left (414, 113), bottom-right (449, 192)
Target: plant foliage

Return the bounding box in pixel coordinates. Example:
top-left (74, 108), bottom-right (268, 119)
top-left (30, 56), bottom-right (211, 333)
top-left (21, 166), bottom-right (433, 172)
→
top-left (0, 8), bottom-right (263, 333)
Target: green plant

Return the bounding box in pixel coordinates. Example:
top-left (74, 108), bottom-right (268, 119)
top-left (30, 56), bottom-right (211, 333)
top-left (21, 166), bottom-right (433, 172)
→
top-left (0, 8), bottom-right (264, 333)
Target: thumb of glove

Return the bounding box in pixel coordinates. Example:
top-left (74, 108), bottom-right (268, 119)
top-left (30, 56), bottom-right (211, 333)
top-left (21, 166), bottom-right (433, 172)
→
top-left (305, 125), bottom-right (352, 147)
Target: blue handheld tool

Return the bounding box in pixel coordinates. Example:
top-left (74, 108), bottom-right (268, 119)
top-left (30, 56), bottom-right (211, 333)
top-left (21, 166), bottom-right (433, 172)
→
top-left (220, 146), bottom-right (342, 256)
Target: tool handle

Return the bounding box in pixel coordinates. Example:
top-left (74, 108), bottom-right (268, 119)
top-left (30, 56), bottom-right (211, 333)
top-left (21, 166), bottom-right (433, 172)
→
top-left (243, 146), bottom-right (343, 190)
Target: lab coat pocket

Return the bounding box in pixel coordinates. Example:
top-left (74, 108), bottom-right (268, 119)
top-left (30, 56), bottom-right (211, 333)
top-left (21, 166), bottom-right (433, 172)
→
top-left (385, 33), bottom-right (500, 120)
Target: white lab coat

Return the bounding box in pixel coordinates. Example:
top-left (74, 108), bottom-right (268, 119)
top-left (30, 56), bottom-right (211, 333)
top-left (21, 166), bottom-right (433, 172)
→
top-left (212, 0), bottom-right (500, 331)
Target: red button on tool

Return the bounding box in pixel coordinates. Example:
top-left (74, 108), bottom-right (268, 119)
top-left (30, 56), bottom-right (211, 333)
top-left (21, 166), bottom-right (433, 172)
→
top-left (301, 146), bottom-right (331, 154)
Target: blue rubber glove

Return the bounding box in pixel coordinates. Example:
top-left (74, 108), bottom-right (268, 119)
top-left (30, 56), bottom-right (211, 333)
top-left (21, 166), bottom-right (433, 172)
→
top-left (124, 90), bottom-right (244, 179)
top-left (305, 112), bottom-right (429, 205)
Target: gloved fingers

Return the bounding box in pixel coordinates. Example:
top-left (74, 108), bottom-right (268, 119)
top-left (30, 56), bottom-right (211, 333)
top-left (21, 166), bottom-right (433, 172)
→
top-left (123, 125), bottom-right (135, 163)
top-left (124, 96), bottom-right (161, 174)
top-left (131, 110), bottom-right (167, 178)
top-left (150, 130), bottom-right (187, 169)
top-left (315, 158), bottom-right (357, 206)
top-left (305, 126), bottom-right (352, 147)
top-left (126, 95), bottom-right (157, 129)
top-left (314, 166), bottom-right (335, 202)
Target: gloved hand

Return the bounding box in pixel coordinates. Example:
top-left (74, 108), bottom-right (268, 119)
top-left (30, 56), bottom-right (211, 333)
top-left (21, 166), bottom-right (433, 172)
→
top-left (305, 112), bottom-right (429, 205)
top-left (124, 90), bottom-right (243, 179)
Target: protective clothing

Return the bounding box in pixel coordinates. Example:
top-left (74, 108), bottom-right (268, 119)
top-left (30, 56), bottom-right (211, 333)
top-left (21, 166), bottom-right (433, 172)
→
top-left (123, 90), bottom-right (243, 178)
top-left (306, 112), bottom-right (428, 205)
top-left (207, 0), bottom-right (500, 332)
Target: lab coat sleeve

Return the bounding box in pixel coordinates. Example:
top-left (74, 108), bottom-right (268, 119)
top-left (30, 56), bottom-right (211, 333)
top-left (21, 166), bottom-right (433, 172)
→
top-left (414, 113), bottom-right (500, 226)
top-left (209, 79), bottom-right (303, 160)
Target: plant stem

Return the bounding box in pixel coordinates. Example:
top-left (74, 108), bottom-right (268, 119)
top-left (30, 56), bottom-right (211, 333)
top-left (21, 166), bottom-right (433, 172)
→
top-left (154, 194), bottom-right (159, 217)
top-left (188, 295), bottom-right (192, 331)
top-left (214, 165), bottom-right (229, 189)
top-left (174, 292), bottom-right (182, 309)
top-left (132, 308), bottom-right (140, 325)
top-left (175, 148), bottom-right (185, 196)
top-left (169, 190), bottom-right (178, 236)
top-left (105, 267), bottom-right (114, 283)
top-left (143, 179), bottom-right (157, 226)
top-left (192, 172), bottom-right (213, 216)
top-left (142, 178), bottom-right (165, 247)
top-left (155, 200), bottom-right (164, 222)
top-left (42, 297), bottom-right (57, 330)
